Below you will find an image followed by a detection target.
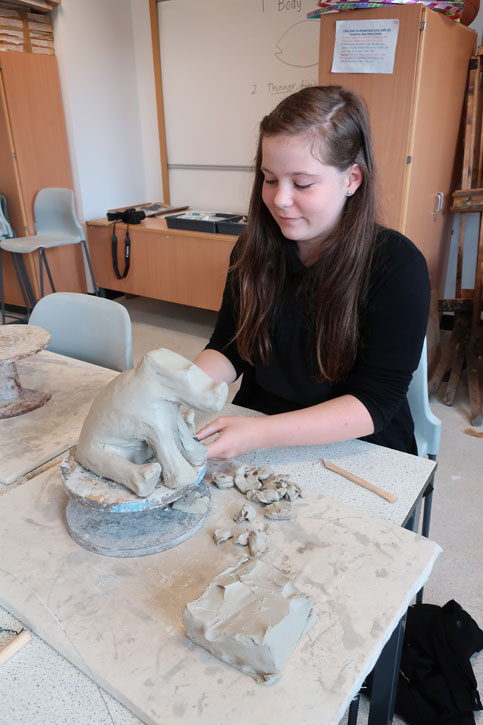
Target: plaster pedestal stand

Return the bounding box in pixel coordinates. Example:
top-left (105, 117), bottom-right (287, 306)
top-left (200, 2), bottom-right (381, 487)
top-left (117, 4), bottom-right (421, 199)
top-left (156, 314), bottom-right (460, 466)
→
top-left (61, 454), bottom-right (209, 558)
top-left (0, 325), bottom-right (51, 419)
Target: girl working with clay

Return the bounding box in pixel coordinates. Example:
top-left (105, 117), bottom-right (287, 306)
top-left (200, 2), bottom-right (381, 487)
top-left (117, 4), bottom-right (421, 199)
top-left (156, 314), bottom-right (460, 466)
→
top-left (193, 85), bottom-right (430, 460)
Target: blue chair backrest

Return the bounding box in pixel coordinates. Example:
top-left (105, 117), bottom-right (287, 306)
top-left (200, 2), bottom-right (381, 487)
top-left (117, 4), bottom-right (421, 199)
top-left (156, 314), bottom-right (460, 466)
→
top-left (407, 337), bottom-right (441, 459)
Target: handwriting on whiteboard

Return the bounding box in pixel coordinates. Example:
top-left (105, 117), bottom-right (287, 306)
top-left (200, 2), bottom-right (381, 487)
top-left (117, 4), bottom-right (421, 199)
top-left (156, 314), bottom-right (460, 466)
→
top-left (251, 78), bottom-right (316, 96)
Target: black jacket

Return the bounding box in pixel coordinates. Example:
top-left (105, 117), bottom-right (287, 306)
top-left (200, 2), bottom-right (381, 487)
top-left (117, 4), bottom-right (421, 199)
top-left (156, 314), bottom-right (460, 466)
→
top-left (396, 600), bottom-right (483, 725)
top-left (206, 227), bottom-right (430, 454)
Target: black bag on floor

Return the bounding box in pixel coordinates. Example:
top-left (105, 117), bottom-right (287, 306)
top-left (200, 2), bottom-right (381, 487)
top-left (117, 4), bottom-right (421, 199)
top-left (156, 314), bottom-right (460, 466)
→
top-left (395, 600), bottom-right (483, 725)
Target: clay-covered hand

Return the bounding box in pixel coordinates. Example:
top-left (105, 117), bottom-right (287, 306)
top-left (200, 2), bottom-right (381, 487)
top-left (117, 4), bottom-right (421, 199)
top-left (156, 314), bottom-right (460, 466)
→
top-left (196, 415), bottom-right (267, 460)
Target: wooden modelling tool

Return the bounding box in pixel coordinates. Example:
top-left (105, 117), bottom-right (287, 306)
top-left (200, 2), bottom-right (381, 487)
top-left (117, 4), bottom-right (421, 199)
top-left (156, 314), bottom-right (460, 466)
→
top-left (322, 460), bottom-right (397, 503)
top-left (0, 630), bottom-right (31, 667)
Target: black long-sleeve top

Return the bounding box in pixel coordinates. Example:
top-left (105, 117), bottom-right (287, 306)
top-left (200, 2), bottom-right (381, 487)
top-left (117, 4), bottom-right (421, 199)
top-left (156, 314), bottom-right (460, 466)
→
top-left (206, 228), bottom-right (431, 454)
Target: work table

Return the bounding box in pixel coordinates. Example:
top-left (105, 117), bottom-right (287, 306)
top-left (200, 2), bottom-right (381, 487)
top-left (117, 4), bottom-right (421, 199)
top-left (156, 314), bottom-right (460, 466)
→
top-left (0, 400), bottom-right (438, 724)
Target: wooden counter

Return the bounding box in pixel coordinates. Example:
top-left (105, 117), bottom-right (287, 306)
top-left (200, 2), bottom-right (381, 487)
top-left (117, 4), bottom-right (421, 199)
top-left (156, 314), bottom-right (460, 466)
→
top-left (87, 217), bottom-right (237, 311)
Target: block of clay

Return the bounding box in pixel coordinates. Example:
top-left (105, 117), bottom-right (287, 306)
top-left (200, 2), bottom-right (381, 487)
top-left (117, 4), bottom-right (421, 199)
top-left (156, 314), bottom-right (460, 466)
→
top-left (183, 557), bottom-right (316, 685)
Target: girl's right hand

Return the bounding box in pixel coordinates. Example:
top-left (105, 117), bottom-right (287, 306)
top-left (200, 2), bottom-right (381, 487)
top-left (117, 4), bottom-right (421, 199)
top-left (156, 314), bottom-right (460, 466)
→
top-left (196, 415), bottom-right (266, 460)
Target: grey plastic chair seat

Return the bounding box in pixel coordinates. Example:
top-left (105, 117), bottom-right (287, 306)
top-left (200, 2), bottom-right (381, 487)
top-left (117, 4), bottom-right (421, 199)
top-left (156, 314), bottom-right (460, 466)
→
top-left (0, 188), bottom-right (98, 322)
top-left (28, 292), bottom-right (133, 372)
top-left (0, 233), bottom-right (83, 253)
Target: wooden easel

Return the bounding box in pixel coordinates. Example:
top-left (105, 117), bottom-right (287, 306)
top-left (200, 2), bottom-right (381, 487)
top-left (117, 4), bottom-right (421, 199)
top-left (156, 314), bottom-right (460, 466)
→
top-left (430, 49), bottom-right (483, 425)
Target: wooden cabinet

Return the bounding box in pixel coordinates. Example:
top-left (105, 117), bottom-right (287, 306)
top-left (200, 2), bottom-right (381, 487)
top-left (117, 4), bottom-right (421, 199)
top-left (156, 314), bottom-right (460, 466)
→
top-left (318, 5), bottom-right (476, 293)
top-left (0, 52), bottom-right (87, 306)
top-left (87, 218), bottom-right (236, 311)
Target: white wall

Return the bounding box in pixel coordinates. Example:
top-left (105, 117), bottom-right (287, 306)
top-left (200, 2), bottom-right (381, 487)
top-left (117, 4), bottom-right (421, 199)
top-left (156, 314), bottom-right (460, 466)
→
top-left (130, 0), bottom-right (163, 204)
top-left (469, 5), bottom-right (483, 41)
top-left (49, 0), bottom-right (483, 295)
top-left (52, 0), bottom-right (162, 223)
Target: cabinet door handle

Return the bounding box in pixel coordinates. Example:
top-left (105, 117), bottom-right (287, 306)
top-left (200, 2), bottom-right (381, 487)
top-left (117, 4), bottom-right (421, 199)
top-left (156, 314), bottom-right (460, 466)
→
top-left (433, 192), bottom-right (444, 220)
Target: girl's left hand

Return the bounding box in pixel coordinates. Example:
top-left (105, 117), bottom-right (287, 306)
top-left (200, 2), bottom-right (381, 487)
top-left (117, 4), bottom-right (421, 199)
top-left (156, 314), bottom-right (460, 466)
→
top-left (196, 415), bottom-right (266, 460)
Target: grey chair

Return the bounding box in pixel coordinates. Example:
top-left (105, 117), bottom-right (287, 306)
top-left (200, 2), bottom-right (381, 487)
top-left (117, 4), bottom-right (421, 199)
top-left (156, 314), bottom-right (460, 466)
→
top-left (0, 188), bottom-right (98, 323)
top-left (28, 292), bottom-right (133, 372)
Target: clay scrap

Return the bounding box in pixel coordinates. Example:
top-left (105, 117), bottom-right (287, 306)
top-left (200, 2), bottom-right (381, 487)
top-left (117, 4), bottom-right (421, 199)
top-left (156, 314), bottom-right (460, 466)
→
top-left (172, 490), bottom-right (210, 515)
top-left (248, 529), bottom-right (269, 557)
top-left (75, 349), bottom-right (228, 497)
top-left (233, 503), bottom-right (256, 523)
top-left (263, 503), bottom-right (292, 520)
top-left (212, 472), bottom-right (235, 489)
top-left (213, 529), bottom-right (233, 545)
top-left (183, 557), bottom-right (317, 685)
top-left (233, 530), bottom-right (250, 546)
top-left (212, 464), bottom-right (303, 504)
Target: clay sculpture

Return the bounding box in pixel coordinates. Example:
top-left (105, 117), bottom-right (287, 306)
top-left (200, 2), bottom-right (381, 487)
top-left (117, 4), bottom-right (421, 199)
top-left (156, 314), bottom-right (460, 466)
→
top-left (75, 348), bottom-right (228, 497)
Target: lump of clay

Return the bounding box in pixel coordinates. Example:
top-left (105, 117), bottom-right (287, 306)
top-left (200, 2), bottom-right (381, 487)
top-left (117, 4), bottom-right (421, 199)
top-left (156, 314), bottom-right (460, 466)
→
top-left (213, 529), bottom-right (233, 545)
top-left (246, 488), bottom-right (281, 504)
top-left (248, 529), bottom-right (270, 557)
top-left (253, 466), bottom-right (273, 481)
top-left (284, 483), bottom-right (303, 501)
top-left (233, 503), bottom-right (256, 524)
top-left (183, 557), bottom-right (317, 685)
top-left (234, 464), bottom-right (250, 477)
top-left (234, 475), bottom-right (256, 494)
top-left (212, 472), bottom-right (234, 489)
top-left (75, 348), bottom-right (228, 498)
top-left (172, 490), bottom-right (209, 515)
top-left (233, 530), bottom-right (250, 546)
top-left (263, 503), bottom-right (292, 520)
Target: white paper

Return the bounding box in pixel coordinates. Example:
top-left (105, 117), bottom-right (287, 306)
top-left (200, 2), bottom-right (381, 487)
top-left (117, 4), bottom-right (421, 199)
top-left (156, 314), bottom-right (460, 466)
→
top-left (331, 19), bottom-right (399, 74)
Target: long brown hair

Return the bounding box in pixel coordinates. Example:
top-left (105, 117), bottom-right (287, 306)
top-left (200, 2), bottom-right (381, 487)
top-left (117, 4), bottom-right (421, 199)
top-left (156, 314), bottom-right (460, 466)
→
top-left (231, 85), bottom-right (378, 381)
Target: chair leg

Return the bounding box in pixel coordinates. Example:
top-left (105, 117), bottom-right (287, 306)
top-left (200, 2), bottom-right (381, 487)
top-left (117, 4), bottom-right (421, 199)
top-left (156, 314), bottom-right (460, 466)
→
top-left (12, 253), bottom-right (36, 316)
top-left (0, 248), bottom-right (6, 325)
top-left (81, 239), bottom-right (99, 295)
top-left (39, 249), bottom-right (56, 296)
top-left (39, 248), bottom-right (44, 298)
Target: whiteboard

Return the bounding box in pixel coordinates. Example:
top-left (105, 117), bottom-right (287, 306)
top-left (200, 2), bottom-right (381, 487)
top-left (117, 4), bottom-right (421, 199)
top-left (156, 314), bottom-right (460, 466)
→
top-left (158, 0), bottom-right (320, 170)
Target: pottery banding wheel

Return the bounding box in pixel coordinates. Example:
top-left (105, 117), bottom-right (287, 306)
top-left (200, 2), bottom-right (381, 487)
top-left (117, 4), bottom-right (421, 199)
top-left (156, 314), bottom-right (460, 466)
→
top-left (61, 454), bottom-right (209, 557)
top-left (0, 325), bottom-right (51, 419)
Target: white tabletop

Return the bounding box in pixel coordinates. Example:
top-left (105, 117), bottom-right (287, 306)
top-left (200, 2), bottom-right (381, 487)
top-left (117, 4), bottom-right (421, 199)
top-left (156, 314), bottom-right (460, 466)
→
top-left (0, 467), bottom-right (440, 724)
top-left (0, 350), bottom-right (117, 486)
